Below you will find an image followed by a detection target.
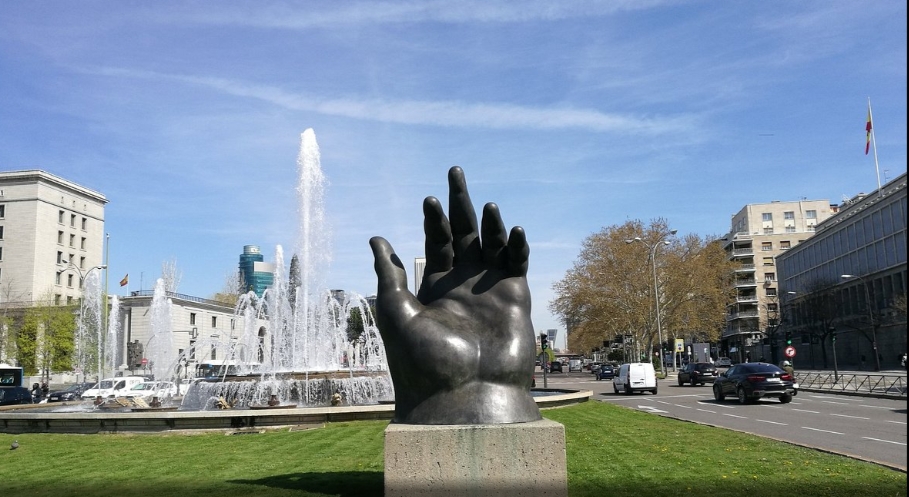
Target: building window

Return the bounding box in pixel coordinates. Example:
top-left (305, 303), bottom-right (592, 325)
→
top-left (80, 256), bottom-right (85, 268)
top-left (763, 227), bottom-right (773, 234)
top-left (81, 217), bottom-right (87, 230)
top-left (761, 242), bottom-right (772, 251)
top-left (807, 226), bottom-right (815, 232)
top-left (58, 231), bottom-right (64, 244)
top-left (211, 348), bottom-right (217, 360)
top-left (0, 204), bottom-right (4, 217)
top-left (785, 226), bottom-right (796, 233)
top-left (190, 313), bottom-right (196, 325)
top-left (762, 213), bottom-right (772, 222)
top-left (57, 251), bottom-right (63, 264)
top-left (69, 234), bottom-right (75, 247)
top-left (67, 274), bottom-right (74, 287)
top-left (56, 272), bottom-right (61, 285)
top-left (59, 210), bottom-right (65, 223)
top-left (766, 288), bottom-right (777, 297)
top-left (806, 210), bottom-right (817, 219)
top-left (231, 319), bottom-right (236, 330)
top-left (70, 214), bottom-right (76, 227)
top-left (784, 211), bottom-right (794, 220)
top-left (212, 316), bottom-right (217, 328)
top-left (81, 237), bottom-right (86, 249)
top-left (0, 247), bottom-right (2, 260)
top-left (763, 257), bottom-right (774, 266)
top-left (780, 241), bottom-right (791, 250)
top-left (767, 303), bottom-right (778, 312)
top-left (0, 226), bottom-right (3, 239)
top-left (54, 294), bottom-right (61, 305)
top-left (66, 296), bottom-right (73, 304)
top-left (764, 273), bottom-right (775, 283)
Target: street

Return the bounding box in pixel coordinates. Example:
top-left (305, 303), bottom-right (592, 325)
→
top-left (537, 368), bottom-right (907, 471)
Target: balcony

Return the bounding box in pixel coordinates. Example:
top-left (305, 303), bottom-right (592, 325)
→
top-left (736, 295), bottom-right (759, 303)
top-left (734, 278), bottom-right (757, 288)
top-left (730, 248), bottom-right (754, 258)
top-left (726, 310), bottom-right (760, 321)
top-left (734, 264), bottom-right (755, 273)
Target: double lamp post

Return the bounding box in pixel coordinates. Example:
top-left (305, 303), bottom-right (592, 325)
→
top-left (627, 229), bottom-right (677, 374)
top-left (58, 260), bottom-right (107, 382)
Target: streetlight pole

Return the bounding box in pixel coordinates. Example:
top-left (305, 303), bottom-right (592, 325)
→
top-left (841, 274), bottom-right (880, 371)
top-left (59, 260), bottom-right (107, 382)
top-left (627, 229), bottom-right (677, 375)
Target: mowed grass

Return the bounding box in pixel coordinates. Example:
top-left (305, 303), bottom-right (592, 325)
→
top-left (1, 401), bottom-right (904, 497)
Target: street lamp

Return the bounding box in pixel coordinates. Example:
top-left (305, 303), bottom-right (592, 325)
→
top-left (58, 260), bottom-right (107, 382)
top-left (841, 274), bottom-right (880, 372)
top-left (626, 229), bottom-right (677, 375)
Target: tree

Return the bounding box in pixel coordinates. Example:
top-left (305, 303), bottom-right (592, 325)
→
top-left (211, 270), bottom-right (243, 307)
top-left (794, 278), bottom-right (840, 369)
top-left (161, 257), bottom-right (182, 294)
top-left (288, 254), bottom-right (302, 311)
top-left (550, 219), bottom-right (734, 359)
top-left (16, 299), bottom-right (77, 376)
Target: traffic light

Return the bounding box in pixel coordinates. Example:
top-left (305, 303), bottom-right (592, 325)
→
top-left (785, 330), bottom-right (792, 345)
top-left (540, 333), bottom-right (549, 350)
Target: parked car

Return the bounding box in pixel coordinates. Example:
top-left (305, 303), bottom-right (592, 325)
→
top-left (47, 382), bottom-right (96, 402)
top-left (712, 363), bottom-right (796, 404)
top-left (715, 357), bottom-right (733, 367)
top-left (123, 381), bottom-right (178, 401)
top-left (568, 358), bottom-right (583, 372)
top-left (613, 363), bottom-right (658, 395)
top-left (587, 362), bottom-right (602, 372)
top-left (549, 361), bottom-right (563, 373)
top-left (677, 362), bottom-right (718, 386)
top-left (81, 376), bottom-right (147, 400)
top-left (0, 386), bottom-right (33, 406)
top-left (595, 364), bottom-right (615, 381)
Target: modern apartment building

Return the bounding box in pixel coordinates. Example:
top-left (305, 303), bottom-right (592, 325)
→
top-left (777, 172), bottom-right (907, 370)
top-left (0, 170), bottom-right (107, 306)
top-left (720, 199), bottom-right (836, 364)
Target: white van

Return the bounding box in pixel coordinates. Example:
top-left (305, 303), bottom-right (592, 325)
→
top-left (613, 363), bottom-right (658, 395)
top-left (80, 376), bottom-right (147, 400)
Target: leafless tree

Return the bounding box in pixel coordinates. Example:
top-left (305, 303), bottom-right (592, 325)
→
top-left (161, 257), bottom-right (182, 294)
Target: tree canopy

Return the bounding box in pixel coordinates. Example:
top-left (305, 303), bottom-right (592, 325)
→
top-left (550, 219), bottom-right (734, 358)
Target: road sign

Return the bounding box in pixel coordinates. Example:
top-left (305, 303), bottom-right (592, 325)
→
top-left (141, 358), bottom-right (148, 365)
top-left (784, 346), bottom-right (796, 358)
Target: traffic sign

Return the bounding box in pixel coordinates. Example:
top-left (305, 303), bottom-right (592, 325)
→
top-left (141, 358), bottom-right (148, 365)
top-left (784, 346), bottom-right (796, 358)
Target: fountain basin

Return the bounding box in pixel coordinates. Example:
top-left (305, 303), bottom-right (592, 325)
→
top-left (0, 389), bottom-right (590, 434)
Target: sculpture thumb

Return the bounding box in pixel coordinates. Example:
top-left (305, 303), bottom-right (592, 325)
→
top-left (369, 237), bottom-right (420, 319)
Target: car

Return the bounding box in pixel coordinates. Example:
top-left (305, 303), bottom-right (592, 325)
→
top-left (712, 363), bottom-right (796, 404)
top-left (587, 362), bottom-right (602, 372)
top-left (595, 364), bottom-right (615, 381)
top-left (715, 357), bottom-right (733, 367)
top-left (0, 386), bottom-right (33, 406)
top-left (677, 362), bottom-right (718, 386)
top-left (549, 361), bottom-right (563, 373)
top-left (568, 358), bottom-right (582, 372)
top-left (81, 376), bottom-right (147, 400)
top-left (123, 381), bottom-right (178, 401)
top-left (47, 382), bottom-right (96, 402)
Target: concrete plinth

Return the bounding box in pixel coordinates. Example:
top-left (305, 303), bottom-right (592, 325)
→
top-left (384, 418), bottom-right (567, 497)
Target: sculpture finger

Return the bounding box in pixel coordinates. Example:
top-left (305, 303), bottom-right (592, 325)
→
top-left (480, 202), bottom-right (507, 267)
top-left (506, 226), bottom-right (530, 277)
top-left (369, 237), bottom-right (420, 322)
top-left (447, 166), bottom-right (481, 264)
top-left (423, 196), bottom-right (454, 274)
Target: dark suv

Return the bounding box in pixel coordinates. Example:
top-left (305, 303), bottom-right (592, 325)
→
top-left (713, 363), bottom-right (796, 404)
top-left (678, 362), bottom-right (718, 386)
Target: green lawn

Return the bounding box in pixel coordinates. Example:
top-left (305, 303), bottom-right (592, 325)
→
top-left (2, 401), bottom-right (904, 497)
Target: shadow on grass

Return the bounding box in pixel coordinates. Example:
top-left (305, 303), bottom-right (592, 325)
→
top-left (230, 470), bottom-right (382, 497)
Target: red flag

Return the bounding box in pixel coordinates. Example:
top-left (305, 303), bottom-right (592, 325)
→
top-left (119, 274), bottom-right (129, 287)
top-left (865, 106), bottom-right (872, 155)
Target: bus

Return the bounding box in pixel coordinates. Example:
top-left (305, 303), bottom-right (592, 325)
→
top-left (194, 360), bottom-right (260, 379)
top-left (0, 363), bottom-right (24, 387)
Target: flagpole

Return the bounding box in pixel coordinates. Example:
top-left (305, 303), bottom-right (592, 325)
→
top-left (868, 97), bottom-right (882, 197)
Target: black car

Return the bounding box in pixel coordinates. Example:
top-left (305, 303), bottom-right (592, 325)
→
top-left (0, 386), bottom-right (33, 406)
top-left (595, 364), bottom-right (615, 380)
top-left (549, 361), bottom-right (563, 373)
top-left (713, 363), bottom-right (796, 404)
top-left (48, 382), bottom-right (96, 402)
top-left (677, 362), bottom-right (718, 386)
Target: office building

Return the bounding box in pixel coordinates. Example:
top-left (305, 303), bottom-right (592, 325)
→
top-left (0, 170), bottom-right (107, 306)
top-left (238, 245), bottom-right (275, 297)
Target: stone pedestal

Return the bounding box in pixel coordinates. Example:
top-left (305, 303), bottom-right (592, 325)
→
top-left (384, 418), bottom-right (567, 497)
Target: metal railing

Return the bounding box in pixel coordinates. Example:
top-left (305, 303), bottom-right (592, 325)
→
top-left (796, 372), bottom-right (907, 398)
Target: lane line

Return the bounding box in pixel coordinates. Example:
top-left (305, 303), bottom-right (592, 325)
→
top-left (830, 413), bottom-right (870, 420)
top-left (696, 408), bottom-right (717, 414)
top-left (792, 408), bottom-right (820, 414)
top-left (756, 419), bottom-right (787, 425)
top-left (802, 426), bottom-right (844, 435)
top-left (722, 413), bottom-right (747, 419)
top-left (885, 420), bottom-right (907, 425)
top-left (862, 437), bottom-right (906, 446)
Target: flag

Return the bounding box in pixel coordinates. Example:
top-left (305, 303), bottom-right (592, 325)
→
top-left (865, 105), bottom-right (873, 155)
top-left (119, 274), bottom-right (129, 287)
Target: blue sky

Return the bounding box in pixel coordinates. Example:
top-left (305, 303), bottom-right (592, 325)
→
top-left (1, 1), bottom-right (906, 350)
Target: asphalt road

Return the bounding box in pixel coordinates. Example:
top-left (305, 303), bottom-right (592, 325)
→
top-left (537, 369), bottom-right (908, 471)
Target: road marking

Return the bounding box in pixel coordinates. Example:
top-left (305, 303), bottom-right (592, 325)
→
top-left (862, 437), bottom-right (906, 446)
top-left (802, 427), bottom-right (844, 435)
top-left (830, 413), bottom-right (870, 420)
top-left (885, 420), bottom-right (907, 425)
top-left (722, 413), bottom-right (747, 419)
top-left (821, 400), bottom-right (850, 405)
top-left (673, 404), bottom-right (693, 409)
top-left (637, 405), bottom-right (667, 413)
top-left (792, 408), bottom-right (820, 414)
top-left (696, 408), bottom-right (717, 414)
top-left (859, 404), bottom-right (897, 409)
top-left (756, 419), bottom-right (787, 425)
